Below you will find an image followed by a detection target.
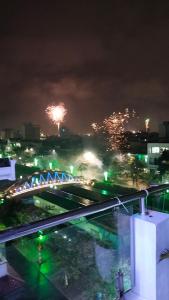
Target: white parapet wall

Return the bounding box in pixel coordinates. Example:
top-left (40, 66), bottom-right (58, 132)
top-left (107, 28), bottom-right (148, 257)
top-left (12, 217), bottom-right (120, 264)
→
top-left (0, 244), bottom-right (8, 278)
top-left (0, 159), bottom-right (16, 181)
top-left (0, 257), bottom-right (8, 278)
top-left (126, 210), bottom-right (169, 300)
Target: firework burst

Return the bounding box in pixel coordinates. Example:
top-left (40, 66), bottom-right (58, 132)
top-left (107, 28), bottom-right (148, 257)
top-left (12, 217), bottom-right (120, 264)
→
top-left (46, 103), bottom-right (67, 136)
top-left (92, 109), bottom-right (136, 151)
top-left (91, 122), bottom-right (101, 132)
top-left (145, 118), bottom-right (150, 132)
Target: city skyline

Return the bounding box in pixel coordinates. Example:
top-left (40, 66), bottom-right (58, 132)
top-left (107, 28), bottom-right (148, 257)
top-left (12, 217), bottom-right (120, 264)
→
top-left (1, 1), bottom-right (169, 133)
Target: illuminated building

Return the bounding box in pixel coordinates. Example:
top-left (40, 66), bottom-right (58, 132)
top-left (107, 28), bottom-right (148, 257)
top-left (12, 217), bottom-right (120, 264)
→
top-left (147, 142), bottom-right (169, 168)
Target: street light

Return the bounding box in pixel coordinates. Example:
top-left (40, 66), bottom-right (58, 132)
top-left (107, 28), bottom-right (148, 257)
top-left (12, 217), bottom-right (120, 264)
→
top-left (104, 171), bottom-right (108, 181)
top-left (70, 165), bottom-right (74, 174)
top-left (34, 158), bottom-right (38, 167)
top-left (49, 162), bottom-right (53, 170)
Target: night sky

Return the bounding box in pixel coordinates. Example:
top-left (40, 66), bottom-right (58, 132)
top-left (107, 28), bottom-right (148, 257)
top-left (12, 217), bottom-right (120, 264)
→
top-left (0, 1), bottom-right (169, 134)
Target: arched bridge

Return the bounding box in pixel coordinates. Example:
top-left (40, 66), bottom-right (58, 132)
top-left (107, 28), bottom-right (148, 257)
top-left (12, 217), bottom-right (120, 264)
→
top-left (5, 170), bottom-right (83, 198)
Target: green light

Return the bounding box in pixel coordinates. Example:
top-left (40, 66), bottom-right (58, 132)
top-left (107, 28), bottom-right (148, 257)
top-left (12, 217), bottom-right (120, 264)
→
top-left (49, 162), bottom-right (52, 170)
top-left (34, 158), bottom-right (38, 167)
top-left (70, 165), bottom-right (74, 174)
top-left (38, 230), bottom-right (45, 242)
top-left (0, 154), bottom-right (2, 158)
top-left (145, 155), bottom-right (148, 163)
top-left (101, 189), bottom-right (109, 195)
top-left (104, 171), bottom-right (108, 181)
top-left (39, 235), bottom-right (44, 241)
top-left (0, 199), bottom-right (4, 205)
top-left (166, 189), bottom-right (169, 193)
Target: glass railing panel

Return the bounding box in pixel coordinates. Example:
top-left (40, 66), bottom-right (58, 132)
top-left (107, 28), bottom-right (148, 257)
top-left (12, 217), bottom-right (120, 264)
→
top-left (0, 204), bottom-right (133, 300)
top-left (147, 190), bottom-right (169, 213)
top-left (0, 189), bottom-right (83, 232)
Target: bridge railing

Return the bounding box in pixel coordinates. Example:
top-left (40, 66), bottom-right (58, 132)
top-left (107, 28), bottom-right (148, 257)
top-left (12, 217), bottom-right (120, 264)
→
top-left (0, 184), bottom-right (169, 299)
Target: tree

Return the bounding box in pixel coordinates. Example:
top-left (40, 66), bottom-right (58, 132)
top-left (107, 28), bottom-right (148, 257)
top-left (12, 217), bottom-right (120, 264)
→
top-left (49, 229), bottom-right (117, 299)
top-left (157, 150), bottom-right (169, 176)
top-left (129, 157), bottom-right (146, 186)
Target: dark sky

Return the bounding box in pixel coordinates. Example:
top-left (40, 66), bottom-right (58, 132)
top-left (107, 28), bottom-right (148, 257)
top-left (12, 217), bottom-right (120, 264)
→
top-left (0, 1), bottom-right (169, 134)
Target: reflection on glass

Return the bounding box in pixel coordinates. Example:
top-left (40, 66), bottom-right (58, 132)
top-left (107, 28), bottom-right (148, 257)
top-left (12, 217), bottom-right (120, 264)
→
top-left (0, 206), bottom-right (132, 299)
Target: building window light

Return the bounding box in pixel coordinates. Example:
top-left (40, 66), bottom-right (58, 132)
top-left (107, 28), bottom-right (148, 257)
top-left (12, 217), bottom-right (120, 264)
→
top-left (152, 147), bottom-right (160, 154)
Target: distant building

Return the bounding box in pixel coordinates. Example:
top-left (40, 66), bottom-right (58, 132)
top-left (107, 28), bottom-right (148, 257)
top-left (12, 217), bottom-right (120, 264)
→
top-left (0, 158), bottom-right (16, 181)
top-left (147, 142), bottom-right (169, 168)
top-left (21, 123), bottom-right (40, 140)
top-left (0, 128), bottom-right (15, 140)
top-left (159, 122), bottom-right (169, 140)
top-left (40, 131), bottom-right (47, 140)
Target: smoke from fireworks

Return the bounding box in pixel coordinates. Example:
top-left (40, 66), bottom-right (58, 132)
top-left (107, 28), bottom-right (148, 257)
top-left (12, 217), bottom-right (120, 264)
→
top-left (83, 151), bottom-right (102, 168)
top-left (92, 109), bottom-right (136, 151)
top-left (46, 103), bottom-right (67, 136)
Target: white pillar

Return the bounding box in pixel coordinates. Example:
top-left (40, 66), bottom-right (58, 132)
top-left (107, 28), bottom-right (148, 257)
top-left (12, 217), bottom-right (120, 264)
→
top-left (126, 210), bottom-right (169, 300)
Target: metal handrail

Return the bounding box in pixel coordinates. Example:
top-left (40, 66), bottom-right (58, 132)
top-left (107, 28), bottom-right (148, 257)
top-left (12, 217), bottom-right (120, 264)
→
top-left (0, 184), bottom-right (169, 243)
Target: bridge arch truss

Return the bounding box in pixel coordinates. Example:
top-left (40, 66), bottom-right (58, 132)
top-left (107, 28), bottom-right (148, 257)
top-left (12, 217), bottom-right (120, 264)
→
top-left (6, 170), bottom-right (82, 198)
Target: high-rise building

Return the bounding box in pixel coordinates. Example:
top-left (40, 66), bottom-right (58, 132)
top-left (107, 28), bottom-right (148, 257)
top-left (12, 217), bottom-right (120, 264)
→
top-left (20, 123), bottom-right (40, 140)
top-left (159, 121), bottom-right (169, 140)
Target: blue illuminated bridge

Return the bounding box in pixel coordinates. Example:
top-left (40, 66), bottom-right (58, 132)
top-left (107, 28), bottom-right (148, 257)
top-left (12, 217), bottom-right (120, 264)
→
top-left (5, 170), bottom-right (83, 198)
